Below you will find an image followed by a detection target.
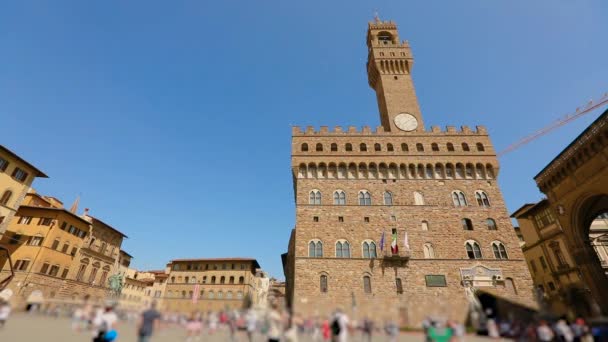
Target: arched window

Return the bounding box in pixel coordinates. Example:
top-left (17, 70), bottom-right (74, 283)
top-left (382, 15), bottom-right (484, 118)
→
top-left (431, 143), bottom-right (439, 151)
top-left (387, 143), bottom-right (394, 152)
top-left (476, 143), bottom-right (485, 152)
top-left (447, 143), bottom-right (455, 152)
top-left (211, 276), bottom-right (216, 284)
top-left (336, 240), bottom-right (350, 258)
top-left (421, 220), bottom-right (429, 231)
top-left (360, 143), bottom-right (367, 152)
top-left (301, 143), bottom-right (309, 152)
top-left (358, 190), bottom-right (371, 206)
top-left (492, 241), bottom-right (508, 259)
top-left (229, 276), bottom-right (234, 284)
top-left (227, 291), bottom-right (233, 299)
top-left (374, 143), bottom-right (381, 151)
top-left (413, 191), bottom-right (425, 205)
top-left (185, 276), bottom-right (189, 283)
top-left (220, 276), bottom-right (225, 284)
top-left (100, 242), bottom-right (107, 254)
top-left (363, 276), bottom-right (372, 293)
top-left (0, 190), bottom-right (12, 205)
top-left (362, 241), bottom-right (377, 259)
top-left (237, 291), bottom-right (243, 299)
top-left (486, 164), bottom-right (495, 179)
top-left (309, 190), bottom-right (321, 205)
top-left (475, 191), bottom-right (491, 207)
top-left (423, 243), bottom-right (435, 259)
top-left (217, 291), bottom-right (223, 299)
top-left (208, 291), bottom-right (215, 299)
top-left (239, 276), bottom-right (244, 284)
top-left (309, 240), bottom-right (323, 257)
top-left (416, 143), bottom-right (424, 152)
top-left (455, 164), bottom-right (465, 179)
top-left (316, 143), bottom-right (323, 152)
top-left (401, 143), bottom-right (409, 152)
top-left (331, 143), bottom-right (338, 152)
top-left (333, 190), bottom-right (346, 205)
top-left (462, 218), bottom-right (473, 231)
top-left (434, 164), bottom-right (444, 178)
top-left (462, 143), bottom-right (470, 151)
top-left (383, 191), bottom-right (393, 205)
top-left (320, 275), bottom-right (328, 293)
top-left (465, 241), bottom-right (482, 259)
top-left (345, 143), bottom-right (353, 152)
top-left (445, 164), bottom-right (454, 178)
top-left (465, 164), bottom-right (474, 179)
top-left (452, 191), bottom-right (467, 207)
top-left (486, 218), bottom-right (497, 230)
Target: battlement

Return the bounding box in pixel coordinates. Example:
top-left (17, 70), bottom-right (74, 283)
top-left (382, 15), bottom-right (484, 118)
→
top-left (292, 125), bottom-right (488, 136)
top-left (368, 20), bottom-right (397, 30)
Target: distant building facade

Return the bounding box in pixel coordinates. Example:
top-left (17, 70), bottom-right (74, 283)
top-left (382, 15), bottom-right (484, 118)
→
top-left (513, 201), bottom-right (608, 317)
top-left (161, 258), bottom-right (260, 313)
top-left (283, 19), bottom-right (536, 326)
top-left (0, 145), bottom-right (47, 235)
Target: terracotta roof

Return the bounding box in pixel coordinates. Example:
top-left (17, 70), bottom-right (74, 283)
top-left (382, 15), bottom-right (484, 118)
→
top-left (0, 145), bottom-right (48, 178)
top-left (86, 215), bottom-right (128, 238)
top-left (17, 205), bottom-right (91, 227)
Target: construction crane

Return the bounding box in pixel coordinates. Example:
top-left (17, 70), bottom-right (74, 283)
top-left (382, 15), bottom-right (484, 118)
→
top-left (498, 92), bottom-right (608, 157)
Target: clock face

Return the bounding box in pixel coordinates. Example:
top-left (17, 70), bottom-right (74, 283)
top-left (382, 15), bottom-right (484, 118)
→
top-left (394, 113), bottom-right (418, 131)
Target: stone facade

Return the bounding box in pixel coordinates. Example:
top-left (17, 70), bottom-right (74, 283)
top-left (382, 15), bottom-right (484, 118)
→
top-left (521, 108), bottom-right (608, 315)
top-left (161, 258), bottom-right (260, 313)
top-left (513, 200), bottom-right (608, 317)
top-left (283, 18), bottom-right (536, 327)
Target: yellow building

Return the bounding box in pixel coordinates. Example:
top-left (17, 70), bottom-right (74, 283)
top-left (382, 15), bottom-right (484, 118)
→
top-left (0, 192), bottom-right (128, 308)
top-left (162, 258), bottom-right (260, 313)
top-left (512, 200), bottom-right (608, 317)
top-left (0, 145), bottom-right (48, 235)
top-left (119, 268), bottom-right (155, 312)
top-left (147, 270), bottom-right (168, 309)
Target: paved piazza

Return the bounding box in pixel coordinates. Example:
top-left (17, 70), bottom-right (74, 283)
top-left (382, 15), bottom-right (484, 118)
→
top-left (0, 313), bottom-right (499, 342)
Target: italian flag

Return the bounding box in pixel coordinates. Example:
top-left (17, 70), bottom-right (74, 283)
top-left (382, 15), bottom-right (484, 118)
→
top-left (391, 230), bottom-right (399, 255)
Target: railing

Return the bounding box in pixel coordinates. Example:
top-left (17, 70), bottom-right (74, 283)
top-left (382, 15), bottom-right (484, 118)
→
top-left (382, 249), bottom-right (411, 259)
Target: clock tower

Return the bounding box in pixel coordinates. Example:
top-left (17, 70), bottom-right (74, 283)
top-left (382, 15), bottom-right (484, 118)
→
top-left (366, 18), bottom-right (424, 132)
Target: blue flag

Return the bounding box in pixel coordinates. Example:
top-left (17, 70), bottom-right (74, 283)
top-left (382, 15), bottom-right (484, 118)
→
top-left (379, 230), bottom-right (385, 252)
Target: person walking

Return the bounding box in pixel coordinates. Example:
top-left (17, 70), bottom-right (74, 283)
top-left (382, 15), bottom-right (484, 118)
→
top-left (245, 308), bottom-right (258, 342)
top-left (0, 299), bottom-right (11, 329)
top-left (267, 301), bottom-right (283, 342)
top-left (330, 309), bottom-right (349, 342)
top-left (537, 320), bottom-right (555, 342)
top-left (137, 301), bottom-right (161, 342)
top-left (92, 305), bottom-right (118, 342)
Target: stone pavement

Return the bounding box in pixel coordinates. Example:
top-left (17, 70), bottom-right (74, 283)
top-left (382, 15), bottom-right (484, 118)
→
top-left (0, 313), bottom-right (500, 342)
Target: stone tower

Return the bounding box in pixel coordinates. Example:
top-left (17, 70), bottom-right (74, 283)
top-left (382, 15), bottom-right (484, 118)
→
top-left (367, 19), bottom-right (423, 132)
top-left (283, 19), bottom-right (536, 326)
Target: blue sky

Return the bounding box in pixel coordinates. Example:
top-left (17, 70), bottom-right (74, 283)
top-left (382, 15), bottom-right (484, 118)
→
top-left (1, 1), bottom-right (606, 278)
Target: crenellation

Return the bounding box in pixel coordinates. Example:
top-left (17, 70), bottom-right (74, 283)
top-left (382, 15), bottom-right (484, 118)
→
top-left (291, 124), bottom-right (490, 136)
